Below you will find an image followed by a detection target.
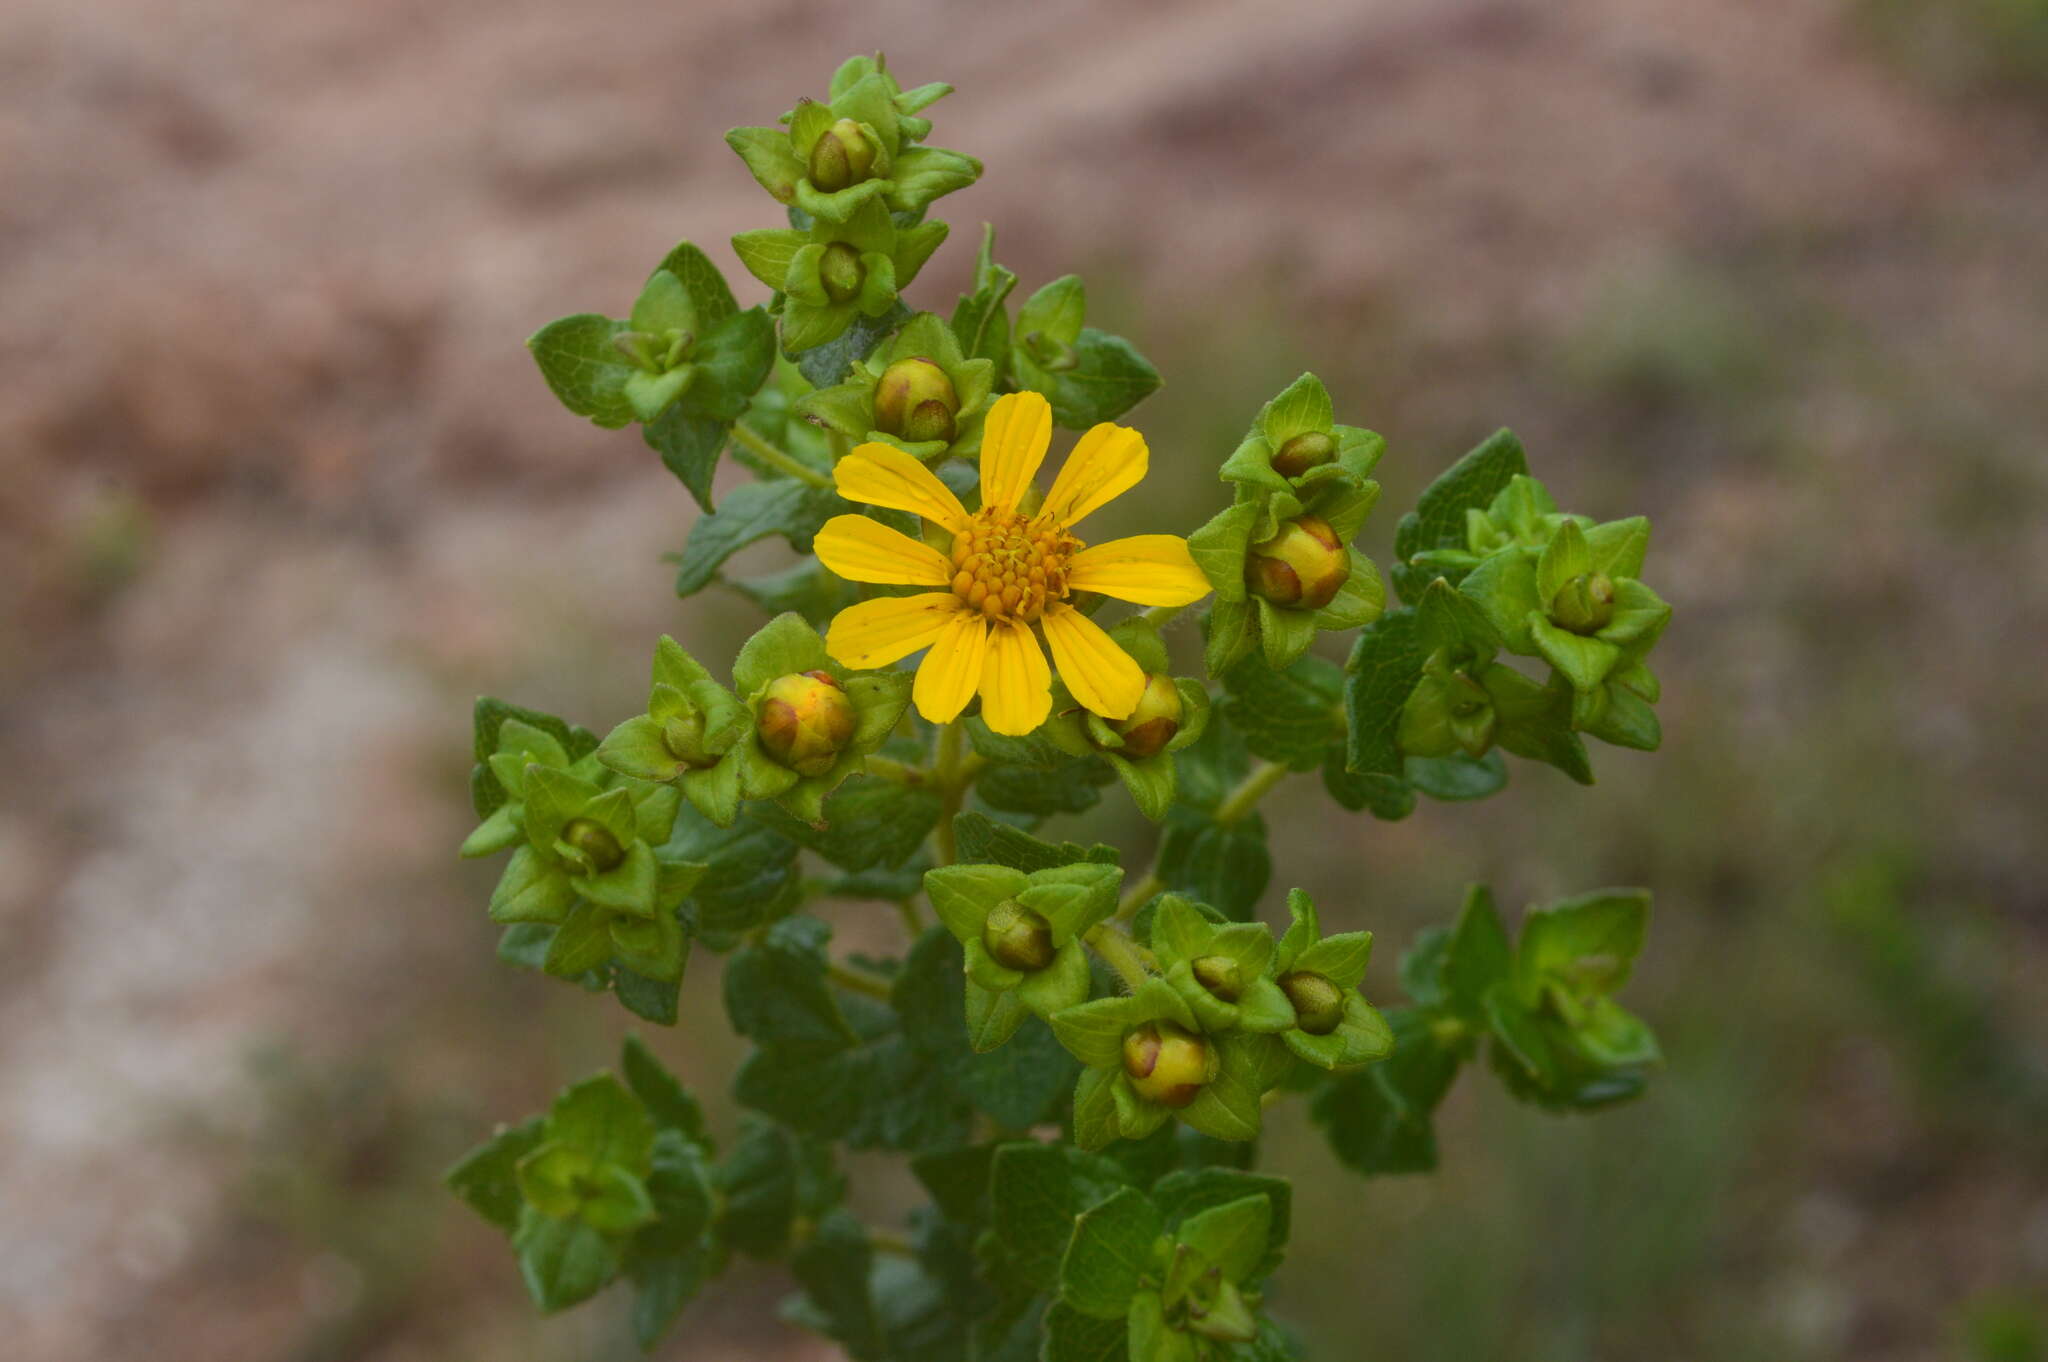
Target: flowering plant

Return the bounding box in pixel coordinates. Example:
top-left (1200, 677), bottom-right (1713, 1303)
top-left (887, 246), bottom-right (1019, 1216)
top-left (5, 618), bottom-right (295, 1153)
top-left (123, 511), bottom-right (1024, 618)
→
top-left (448, 52), bottom-right (1674, 1360)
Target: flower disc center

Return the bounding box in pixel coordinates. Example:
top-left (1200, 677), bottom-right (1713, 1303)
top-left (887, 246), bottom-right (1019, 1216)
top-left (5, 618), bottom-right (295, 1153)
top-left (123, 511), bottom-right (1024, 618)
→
top-left (949, 509), bottom-right (1076, 622)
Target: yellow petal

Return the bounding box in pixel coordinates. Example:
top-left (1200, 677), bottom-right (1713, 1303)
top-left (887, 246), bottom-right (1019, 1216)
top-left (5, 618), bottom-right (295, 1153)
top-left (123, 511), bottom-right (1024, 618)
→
top-left (826, 593), bottom-right (963, 669)
top-left (815, 515), bottom-right (953, 586)
top-left (1041, 603), bottom-right (1145, 720)
top-left (835, 441), bottom-right (971, 531)
top-left (1066, 535), bottom-right (1214, 606)
top-left (1041, 421), bottom-right (1147, 527)
top-left (978, 618), bottom-right (1052, 736)
top-left (912, 610), bottom-right (989, 724)
top-left (977, 390), bottom-right (1053, 514)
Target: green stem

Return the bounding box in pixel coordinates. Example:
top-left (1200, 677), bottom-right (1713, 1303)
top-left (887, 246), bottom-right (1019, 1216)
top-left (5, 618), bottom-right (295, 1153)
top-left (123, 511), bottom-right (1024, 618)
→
top-left (863, 755), bottom-right (930, 786)
top-left (1214, 760), bottom-right (1289, 826)
top-left (729, 422), bottom-right (834, 490)
top-left (1115, 870), bottom-right (1165, 921)
top-left (1085, 923), bottom-right (1155, 992)
top-left (828, 960), bottom-right (895, 1001)
top-left (929, 724), bottom-right (987, 866)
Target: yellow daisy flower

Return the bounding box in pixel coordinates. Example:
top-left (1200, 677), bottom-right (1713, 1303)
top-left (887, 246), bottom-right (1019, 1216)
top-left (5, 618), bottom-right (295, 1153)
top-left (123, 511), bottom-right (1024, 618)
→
top-left (814, 390), bottom-right (1212, 736)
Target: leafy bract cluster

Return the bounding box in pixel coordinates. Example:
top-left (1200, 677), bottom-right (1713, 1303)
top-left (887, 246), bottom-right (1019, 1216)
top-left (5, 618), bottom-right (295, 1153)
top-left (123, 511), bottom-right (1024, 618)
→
top-left (449, 50), bottom-right (1679, 1361)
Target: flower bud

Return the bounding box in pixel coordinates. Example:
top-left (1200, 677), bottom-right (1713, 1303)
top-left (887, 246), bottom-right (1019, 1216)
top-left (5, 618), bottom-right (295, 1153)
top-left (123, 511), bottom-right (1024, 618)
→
top-left (756, 670), bottom-right (857, 778)
top-left (1244, 514), bottom-right (1349, 611)
top-left (872, 357), bottom-right (960, 444)
top-left (806, 118), bottom-right (877, 192)
top-left (1271, 430), bottom-right (1337, 479)
top-left (819, 243), bottom-right (865, 304)
top-left (561, 817), bottom-right (626, 873)
top-left (1191, 954), bottom-right (1243, 1003)
top-left (1122, 1022), bottom-right (1211, 1108)
top-left (660, 708), bottom-right (716, 769)
top-left (982, 898), bottom-right (1056, 973)
top-left (1100, 672), bottom-right (1183, 760)
top-left (1279, 970), bottom-right (1345, 1035)
top-left (1186, 1276), bottom-right (1259, 1344)
top-left (1550, 571), bottom-right (1616, 635)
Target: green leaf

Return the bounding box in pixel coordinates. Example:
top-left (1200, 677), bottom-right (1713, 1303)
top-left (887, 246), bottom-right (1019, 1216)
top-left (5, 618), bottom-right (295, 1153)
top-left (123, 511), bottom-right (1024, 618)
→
top-left (679, 306), bottom-right (775, 421)
top-left (662, 806), bottom-right (800, 937)
top-left (1441, 885), bottom-right (1512, 1024)
top-left (653, 239), bottom-right (738, 327)
top-left (789, 1208), bottom-right (885, 1359)
top-left (1018, 275), bottom-right (1087, 345)
top-left (1515, 888), bottom-right (1651, 1003)
top-left (724, 915), bottom-right (858, 1054)
top-left (988, 1141), bottom-right (1134, 1291)
top-left (1026, 328), bottom-right (1163, 429)
top-left (975, 757), bottom-right (1110, 817)
top-left (672, 477), bottom-right (845, 598)
top-left (951, 811), bottom-right (1120, 875)
top-left (1157, 808), bottom-right (1270, 920)
top-left (527, 314), bottom-right (635, 429)
top-left (614, 965), bottom-right (682, 1026)
top-left (1043, 1300), bottom-right (1132, 1362)
top-left (1341, 608), bottom-right (1423, 777)
top-left (1151, 1167), bottom-right (1292, 1279)
top-left (470, 697), bottom-right (599, 820)
top-left (445, 1117), bottom-right (545, 1233)
top-left (547, 1074), bottom-right (655, 1169)
top-left (628, 1249), bottom-right (708, 1352)
top-left (1060, 1186), bottom-right (1163, 1319)
top-left (513, 1207), bottom-right (621, 1312)
top-left (715, 1117), bottom-right (839, 1259)
top-left (797, 300), bottom-right (910, 387)
top-left (1174, 1193), bottom-right (1270, 1284)
top-left (620, 1035), bottom-right (707, 1142)
top-left (1257, 372), bottom-right (1334, 444)
top-left (894, 929), bottom-right (1081, 1128)
top-left (1220, 653), bottom-right (1345, 772)
top-left (733, 992), bottom-right (969, 1152)
top-left (1308, 1007), bottom-right (1461, 1178)
top-left (641, 409), bottom-right (728, 512)
top-left (952, 223), bottom-right (1017, 372)
top-left (1405, 751), bottom-right (1508, 801)
top-left (1392, 429), bottom-right (1529, 604)
top-left (754, 778), bottom-right (942, 870)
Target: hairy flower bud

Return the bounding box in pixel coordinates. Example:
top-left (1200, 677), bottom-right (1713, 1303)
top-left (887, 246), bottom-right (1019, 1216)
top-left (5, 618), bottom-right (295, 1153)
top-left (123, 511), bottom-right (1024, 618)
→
top-left (982, 899), bottom-right (1056, 972)
top-left (872, 357), bottom-right (960, 444)
top-left (660, 707), bottom-right (719, 770)
top-left (1191, 954), bottom-right (1243, 1003)
top-left (756, 671), bottom-right (857, 778)
top-left (807, 118), bottom-right (877, 192)
top-left (1279, 971), bottom-right (1345, 1035)
top-left (1100, 672), bottom-right (1182, 760)
top-left (561, 817), bottom-right (626, 873)
top-left (1551, 571), bottom-right (1617, 635)
top-left (819, 243), bottom-right (865, 304)
top-left (1122, 1022), bottom-right (1211, 1108)
top-left (1271, 430), bottom-right (1338, 479)
top-left (1244, 514), bottom-right (1349, 611)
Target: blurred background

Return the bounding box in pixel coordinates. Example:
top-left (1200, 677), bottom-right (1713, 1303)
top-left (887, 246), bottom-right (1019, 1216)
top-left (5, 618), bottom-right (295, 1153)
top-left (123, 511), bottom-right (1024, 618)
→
top-left (4, 0), bottom-right (2046, 1358)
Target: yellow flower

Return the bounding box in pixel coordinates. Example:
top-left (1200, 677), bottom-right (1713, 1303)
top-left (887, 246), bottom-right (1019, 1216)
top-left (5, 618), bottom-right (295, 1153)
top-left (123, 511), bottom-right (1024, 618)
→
top-left (814, 391), bottom-right (1211, 735)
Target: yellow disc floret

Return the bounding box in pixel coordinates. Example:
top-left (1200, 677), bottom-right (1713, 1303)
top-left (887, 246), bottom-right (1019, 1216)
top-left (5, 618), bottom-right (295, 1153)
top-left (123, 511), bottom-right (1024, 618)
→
top-left (948, 508), bottom-right (1078, 622)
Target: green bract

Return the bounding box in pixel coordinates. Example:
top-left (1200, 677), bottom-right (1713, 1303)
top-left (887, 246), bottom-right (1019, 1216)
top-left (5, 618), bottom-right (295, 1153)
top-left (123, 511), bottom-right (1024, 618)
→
top-left (792, 311), bottom-right (996, 462)
top-left (1043, 620), bottom-right (1211, 820)
top-left (453, 48), bottom-right (1684, 1362)
top-left (1270, 889), bottom-right (1393, 1070)
top-left (726, 59), bottom-right (979, 223)
top-left (924, 860), bottom-right (1122, 1049)
top-left (1189, 468), bottom-right (1387, 674)
top-left (1054, 977), bottom-right (1293, 1148)
top-left (732, 198), bottom-right (949, 354)
top-left (1147, 896), bottom-right (1296, 1036)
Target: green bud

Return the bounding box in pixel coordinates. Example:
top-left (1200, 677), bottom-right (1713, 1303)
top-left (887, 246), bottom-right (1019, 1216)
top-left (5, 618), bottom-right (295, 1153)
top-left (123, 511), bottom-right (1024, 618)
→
top-left (1245, 514), bottom-right (1350, 611)
top-left (561, 817), bottom-right (626, 874)
top-left (1271, 430), bottom-right (1337, 479)
top-left (1099, 672), bottom-right (1183, 760)
top-left (819, 243), bottom-right (865, 304)
top-left (756, 670), bottom-right (857, 778)
top-left (1122, 1022), bottom-right (1211, 1108)
top-left (807, 118), bottom-right (878, 192)
top-left (983, 898), bottom-right (1057, 972)
top-left (1279, 970), bottom-right (1344, 1035)
top-left (872, 357), bottom-right (960, 444)
top-left (1551, 571), bottom-right (1617, 635)
top-left (660, 708), bottom-right (722, 771)
top-left (1185, 1276), bottom-right (1259, 1343)
top-left (1191, 954), bottom-right (1243, 1003)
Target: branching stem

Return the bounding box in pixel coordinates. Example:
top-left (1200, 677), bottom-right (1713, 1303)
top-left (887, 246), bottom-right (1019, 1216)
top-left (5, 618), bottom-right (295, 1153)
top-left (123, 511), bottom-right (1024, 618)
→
top-left (1214, 760), bottom-right (1289, 825)
top-left (729, 422), bottom-right (834, 490)
top-left (1085, 923), bottom-right (1156, 991)
top-left (827, 960), bottom-right (896, 1001)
